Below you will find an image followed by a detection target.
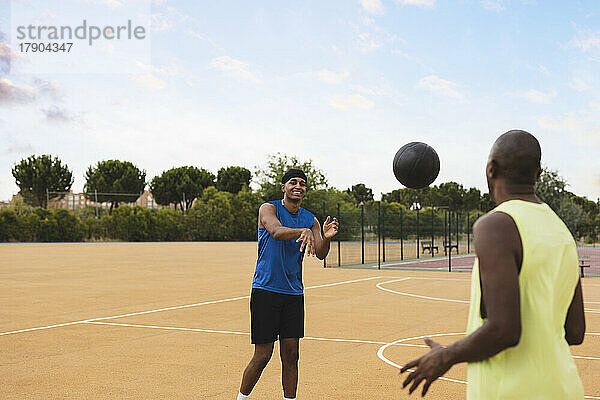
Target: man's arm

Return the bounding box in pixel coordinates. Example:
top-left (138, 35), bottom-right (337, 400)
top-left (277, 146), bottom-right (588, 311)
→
top-left (311, 216), bottom-right (339, 260)
top-left (258, 203), bottom-right (315, 255)
top-left (400, 211), bottom-right (522, 396)
top-left (564, 278), bottom-right (585, 345)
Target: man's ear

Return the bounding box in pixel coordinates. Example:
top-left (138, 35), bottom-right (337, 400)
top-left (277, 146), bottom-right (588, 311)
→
top-left (486, 159), bottom-right (498, 180)
top-left (281, 183), bottom-right (285, 193)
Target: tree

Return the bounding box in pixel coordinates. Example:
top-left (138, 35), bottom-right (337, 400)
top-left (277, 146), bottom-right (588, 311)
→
top-left (255, 153), bottom-right (328, 200)
top-left (12, 155), bottom-right (73, 208)
top-left (535, 167), bottom-right (587, 238)
top-left (230, 186), bottom-right (263, 240)
top-left (381, 187), bottom-right (430, 208)
top-left (346, 183), bottom-right (374, 205)
top-left (149, 166), bottom-right (215, 211)
top-left (84, 160), bottom-right (146, 214)
top-left (187, 187), bottom-right (234, 240)
top-left (216, 166), bottom-right (252, 194)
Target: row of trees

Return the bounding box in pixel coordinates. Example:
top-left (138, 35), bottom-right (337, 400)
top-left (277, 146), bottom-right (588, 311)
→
top-left (7, 153), bottom-right (600, 242)
top-left (12, 155), bottom-right (252, 213)
top-left (0, 187), bottom-right (263, 242)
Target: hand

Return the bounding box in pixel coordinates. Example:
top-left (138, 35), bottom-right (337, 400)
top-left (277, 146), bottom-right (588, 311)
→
top-left (296, 228), bottom-right (315, 256)
top-left (322, 216), bottom-right (339, 239)
top-left (399, 338), bottom-right (453, 397)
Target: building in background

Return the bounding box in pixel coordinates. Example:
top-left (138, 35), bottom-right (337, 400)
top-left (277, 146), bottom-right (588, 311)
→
top-left (48, 190), bottom-right (171, 211)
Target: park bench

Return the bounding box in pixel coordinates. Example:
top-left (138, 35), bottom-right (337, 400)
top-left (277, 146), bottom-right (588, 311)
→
top-left (579, 256), bottom-right (590, 278)
top-left (444, 241), bottom-right (459, 254)
top-left (421, 241), bottom-right (439, 255)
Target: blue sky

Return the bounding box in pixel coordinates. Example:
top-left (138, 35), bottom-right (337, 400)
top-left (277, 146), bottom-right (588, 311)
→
top-left (1, 0), bottom-right (599, 202)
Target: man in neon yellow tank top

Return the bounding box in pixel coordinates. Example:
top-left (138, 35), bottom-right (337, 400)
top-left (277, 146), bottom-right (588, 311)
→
top-left (400, 130), bottom-right (586, 399)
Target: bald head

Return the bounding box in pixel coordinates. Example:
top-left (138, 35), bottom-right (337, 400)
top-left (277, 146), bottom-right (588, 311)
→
top-left (489, 130), bottom-right (541, 185)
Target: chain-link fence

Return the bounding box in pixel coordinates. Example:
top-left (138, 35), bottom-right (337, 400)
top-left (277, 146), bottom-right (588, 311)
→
top-left (322, 202), bottom-right (485, 270)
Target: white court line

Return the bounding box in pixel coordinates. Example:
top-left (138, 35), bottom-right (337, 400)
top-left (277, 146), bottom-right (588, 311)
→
top-left (0, 276), bottom-right (384, 337)
top-left (84, 321), bottom-right (428, 348)
top-left (376, 278), bottom-right (469, 304)
top-left (376, 332), bottom-right (600, 399)
top-left (377, 332), bottom-right (468, 384)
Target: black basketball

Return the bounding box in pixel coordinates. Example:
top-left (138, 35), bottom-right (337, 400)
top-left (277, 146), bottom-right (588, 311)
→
top-left (392, 142), bottom-right (440, 189)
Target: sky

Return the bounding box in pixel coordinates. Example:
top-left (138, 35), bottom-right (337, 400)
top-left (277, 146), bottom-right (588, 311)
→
top-left (1, 0), bottom-right (599, 202)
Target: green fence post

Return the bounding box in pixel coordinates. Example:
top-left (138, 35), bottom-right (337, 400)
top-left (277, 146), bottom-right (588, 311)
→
top-left (416, 207), bottom-right (420, 260)
top-left (323, 201), bottom-right (326, 268)
top-left (467, 212), bottom-right (470, 253)
top-left (456, 212), bottom-right (459, 254)
top-left (448, 211), bottom-right (452, 272)
top-left (431, 206), bottom-right (434, 258)
top-left (361, 204), bottom-right (365, 265)
top-left (377, 201), bottom-right (381, 270)
top-left (382, 206), bottom-right (386, 263)
top-left (444, 210), bottom-right (447, 255)
top-left (400, 207), bottom-right (404, 261)
top-left (337, 203), bottom-right (341, 267)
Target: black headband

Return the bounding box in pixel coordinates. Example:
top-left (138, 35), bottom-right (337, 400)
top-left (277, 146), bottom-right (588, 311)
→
top-left (281, 168), bottom-right (307, 184)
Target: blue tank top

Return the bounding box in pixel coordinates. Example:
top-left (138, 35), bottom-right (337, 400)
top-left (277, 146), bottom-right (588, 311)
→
top-left (252, 200), bottom-right (315, 295)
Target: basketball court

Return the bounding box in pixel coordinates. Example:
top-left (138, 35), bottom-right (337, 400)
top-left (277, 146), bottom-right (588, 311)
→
top-left (2, 242), bottom-right (599, 399)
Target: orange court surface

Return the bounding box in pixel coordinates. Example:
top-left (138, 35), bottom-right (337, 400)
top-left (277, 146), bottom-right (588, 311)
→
top-left (2, 242), bottom-right (599, 399)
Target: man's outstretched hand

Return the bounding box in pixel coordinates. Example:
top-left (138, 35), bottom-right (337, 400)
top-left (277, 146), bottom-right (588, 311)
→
top-left (399, 338), bottom-right (453, 397)
top-left (323, 216), bottom-right (339, 239)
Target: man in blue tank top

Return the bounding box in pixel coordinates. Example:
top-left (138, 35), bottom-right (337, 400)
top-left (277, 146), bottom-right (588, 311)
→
top-left (237, 168), bottom-right (339, 400)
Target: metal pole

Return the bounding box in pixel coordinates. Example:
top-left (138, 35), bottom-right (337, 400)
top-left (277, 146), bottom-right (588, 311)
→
top-left (323, 201), bottom-right (327, 268)
top-left (361, 204), bottom-right (365, 265)
top-left (416, 208), bottom-right (420, 260)
top-left (448, 211), bottom-right (452, 272)
top-left (431, 206), bottom-right (434, 258)
top-left (337, 203), bottom-right (341, 267)
top-left (382, 206), bottom-right (386, 263)
top-left (444, 211), bottom-right (447, 255)
top-left (400, 207), bottom-right (404, 261)
top-left (95, 190), bottom-right (99, 219)
top-left (377, 202), bottom-right (381, 270)
top-left (467, 212), bottom-right (470, 253)
top-left (456, 212), bottom-right (460, 254)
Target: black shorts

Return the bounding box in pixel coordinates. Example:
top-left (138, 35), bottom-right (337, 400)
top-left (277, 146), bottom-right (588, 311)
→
top-left (250, 288), bottom-right (304, 344)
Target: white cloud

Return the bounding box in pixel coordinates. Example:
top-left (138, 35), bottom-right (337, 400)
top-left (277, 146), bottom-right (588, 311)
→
top-left (330, 94), bottom-right (374, 110)
top-left (569, 32), bottom-right (600, 53)
top-left (590, 101), bottom-right (600, 110)
top-left (356, 32), bottom-right (383, 52)
top-left (135, 61), bottom-right (177, 77)
top-left (42, 106), bottom-right (81, 124)
top-left (522, 89), bottom-right (557, 104)
top-left (393, 0), bottom-right (435, 9)
top-left (481, 0), bottom-right (505, 12)
top-left (131, 73), bottom-right (167, 89)
top-left (539, 115), bottom-right (585, 132)
top-left (416, 75), bottom-right (463, 100)
top-left (316, 69), bottom-right (350, 84)
top-left (538, 115), bottom-right (600, 147)
top-left (350, 80), bottom-right (392, 97)
top-left (151, 13), bottom-right (175, 32)
top-left (0, 79), bottom-right (38, 104)
top-left (360, 0), bottom-right (385, 15)
top-left (103, 0), bottom-right (122, 7)
top-left (208, 56), bottom-right (259, 83)
top-left (538, 64), bottom-right (550, 76)
top-left (569, 69), bottom-right (596, 92)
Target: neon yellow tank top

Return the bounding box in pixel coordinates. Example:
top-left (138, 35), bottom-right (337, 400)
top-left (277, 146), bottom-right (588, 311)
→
top-left (466, 200), bottom-right (584, 400)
